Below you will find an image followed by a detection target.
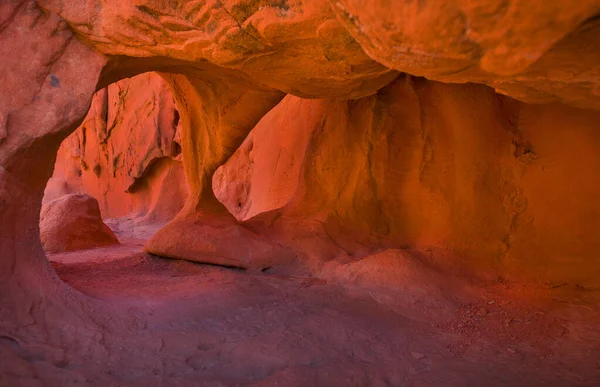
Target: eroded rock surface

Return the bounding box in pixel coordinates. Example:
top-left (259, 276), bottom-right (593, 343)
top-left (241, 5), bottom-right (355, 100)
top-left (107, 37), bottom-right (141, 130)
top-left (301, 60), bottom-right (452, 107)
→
top-left (214, 76), bottom-right (600, 286)
top-left (1, 0), bottom-right (600, 385)
top-left (45, 72), bottom-right (187, 222)
top-left (37, 0), bottom-right (600, 109)
top-left (7, 244), bottom-right (599, 386)
top-left (40, 194), bottom-right (119, 253)
top-left (0, 3), bottom-right (112, 383)
top-left (143, 70), bottom-right (288, 268)
top-left (331, 0), bottom-right (600, 109)
top-left (37, 0), bottom-right (398, 99)
top-left (28, 0), bottom-right (600, 271)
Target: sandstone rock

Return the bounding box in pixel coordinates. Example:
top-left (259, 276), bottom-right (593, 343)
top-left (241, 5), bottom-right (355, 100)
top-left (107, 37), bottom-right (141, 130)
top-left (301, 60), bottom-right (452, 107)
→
top-left (40, 194), bottom-right (119, 253)
top-left (145, 214), bottom-right (296, 271)
top-left (332, 0), bottom-right (600, 109)
top-left (1, 1), bottom-right (600, 385)
top-left (38, 0), bottom-right (600, 109)
top-left (43, 177), bottom-right (74, 204)
top-left (214, 76), bottom-right (600, 287)
top-left (38, 0), bottom-right (396, 99)
top-left (0, 0), bottom-right (106, 298)
top-left (143, 71), bottom-right (288, 268)
top-left (212, 96), bottom-right (315, 222)
top-left (47, 72), bottom-right (187, 222)
top-left (29, 0), bottom-right (600, 275)
top-left (0, 10), bottom-right (109, 375)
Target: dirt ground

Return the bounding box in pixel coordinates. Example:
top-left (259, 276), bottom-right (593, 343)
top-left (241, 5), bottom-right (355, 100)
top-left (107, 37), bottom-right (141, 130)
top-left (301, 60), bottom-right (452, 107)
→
top-left (1, 219), bottom-right (599, 386)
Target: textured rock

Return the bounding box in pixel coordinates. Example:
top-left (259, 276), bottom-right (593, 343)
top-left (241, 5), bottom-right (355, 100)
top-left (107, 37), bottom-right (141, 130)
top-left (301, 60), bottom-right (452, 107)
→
top-left (0, 1), bottom-right (110, 377)
top-left (40, 194), bottom-right (119, 253)
top-left (3, 0), bottom-right (600, 284)
top-left (45, 72), bottom-right (187, 222)
top-left (0, 0), bottom-right (106, 284)
top-left (212, 96), bottom-right (313, 222)
top-left (27, 0), bottom-right (600, 272)
top-left (214, 76), bottom-right (600, 287)
top-left (331, 0), bottom-right (600, 109)
top-left (38, 0), bottom-right (397, 99)
top-left (147, 214), bottom-right (296, 271)
top-left (144, 71), bottom-right (289, 268)
top-left (1, 1), bottom-right (600, 385)
top-left (37, 0), bottom-right (600, 109)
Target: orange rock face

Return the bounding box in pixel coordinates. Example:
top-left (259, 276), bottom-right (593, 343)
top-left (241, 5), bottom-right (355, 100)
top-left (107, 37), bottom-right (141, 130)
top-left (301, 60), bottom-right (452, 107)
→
top-left (214, 76), bottom-right (600, 286)
top-left (143, 71), bottom-right (289, 268)
top-left (45, 72), bottom-right (187, 222)
top-left (28, 0), bottom-right (600, 273)
top-left (38, 0), bottom-right (600, 108)
top-left (2, 0), bottom-right (600, 385)
top-left (38, 0), bottom-right (397, 99)
top-left (332, 0), bottom-right (600, 109)
top-left (2, 0), bottom-right (599, 283)
top-left (40, 194), bottom-right (119, 253)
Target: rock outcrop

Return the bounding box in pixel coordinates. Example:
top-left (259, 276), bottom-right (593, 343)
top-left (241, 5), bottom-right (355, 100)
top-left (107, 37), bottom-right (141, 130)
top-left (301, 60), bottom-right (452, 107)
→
top-left (0, 2), bottom-right (109, 377)
top-left (214, 76), bottom-right (600, 286)
top-left (38, 0), bottom-right (398, 99)
top-left (1, 0), bottom-right (600, 385)
top-left (142, 71), bottom-right (289, 268)
top-left (45, 72), bottom-right (187, 223)
top-left (40, 194), bottom-right (119, 253)
top-left (37, 0), bottom-right (600, 108)
top-left (22, 0), bottom-right (599, 279)
top-left (31, 0), bottom-right (600, 273)
top-left (2, 0), bottom-right (600, 285)
top-left (330, 0), bottom-right (600, 109)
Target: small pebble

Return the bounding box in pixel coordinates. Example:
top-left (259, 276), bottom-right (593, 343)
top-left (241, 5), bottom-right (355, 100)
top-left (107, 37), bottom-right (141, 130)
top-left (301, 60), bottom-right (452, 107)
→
top-left (488, 300), bottom-right (496, 305)
top-left (476, 307), bottom-right (488, 317)
top-left (506, 348), bottom-right (516, 354)
top-left (411, 352), bottom-right (426, 359)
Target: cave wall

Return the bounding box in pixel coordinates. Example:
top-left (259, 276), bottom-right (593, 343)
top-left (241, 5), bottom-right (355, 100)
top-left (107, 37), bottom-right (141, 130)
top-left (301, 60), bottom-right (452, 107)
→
top-left (215, 76), bottom-right (600, 287)
top-left (29, 0), bottom-right (600, 286)
top-left (44, 72), bottom-right (187, 223)
top-left (0, 0), bottom-right (108, 344)
top-left (330, 0), bottom-right (600, 109)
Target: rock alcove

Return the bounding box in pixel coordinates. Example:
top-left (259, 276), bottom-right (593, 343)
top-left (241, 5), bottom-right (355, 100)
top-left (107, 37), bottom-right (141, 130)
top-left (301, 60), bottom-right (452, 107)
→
top-left (1, 0), bottom-right (600, 385)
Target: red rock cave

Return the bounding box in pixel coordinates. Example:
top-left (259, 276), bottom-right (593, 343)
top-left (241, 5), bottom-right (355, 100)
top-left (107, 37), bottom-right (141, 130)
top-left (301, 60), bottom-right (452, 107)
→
top-left (1, 1), bottom-right (600, 385)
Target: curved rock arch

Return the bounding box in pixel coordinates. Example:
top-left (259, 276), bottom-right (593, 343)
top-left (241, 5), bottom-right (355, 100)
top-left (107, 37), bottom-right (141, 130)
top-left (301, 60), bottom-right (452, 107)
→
top-left (0, 0), bottom-right (397, 350)
top-left (2, 0), bottom-right (600, 380)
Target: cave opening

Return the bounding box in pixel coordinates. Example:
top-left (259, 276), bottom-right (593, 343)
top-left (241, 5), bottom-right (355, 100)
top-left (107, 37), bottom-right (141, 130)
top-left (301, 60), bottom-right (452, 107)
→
top-left (41, 72), bottom-right (189, 257)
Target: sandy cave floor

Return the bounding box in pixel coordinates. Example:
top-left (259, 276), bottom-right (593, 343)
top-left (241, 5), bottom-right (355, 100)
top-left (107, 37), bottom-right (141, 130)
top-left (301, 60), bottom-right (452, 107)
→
top-left (2, 218), bottom-right (600, 386)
